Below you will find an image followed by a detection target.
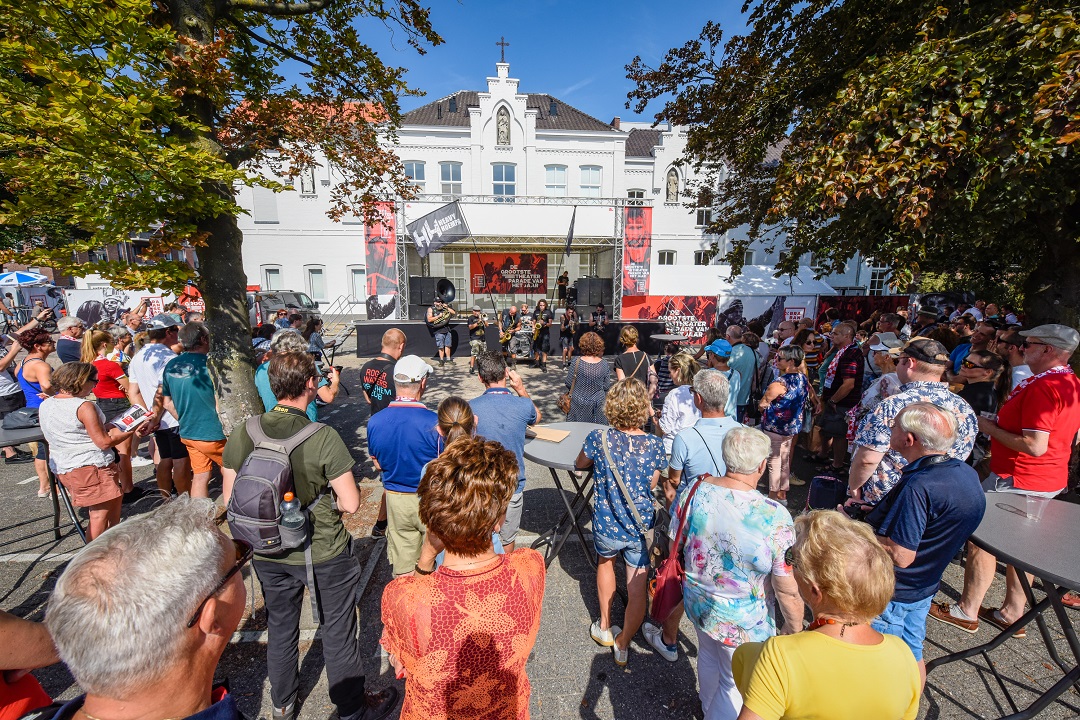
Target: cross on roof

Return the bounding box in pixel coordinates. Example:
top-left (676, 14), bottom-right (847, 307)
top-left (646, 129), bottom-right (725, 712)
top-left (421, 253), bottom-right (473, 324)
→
top-left (496, 36), bottom-right (509, 63)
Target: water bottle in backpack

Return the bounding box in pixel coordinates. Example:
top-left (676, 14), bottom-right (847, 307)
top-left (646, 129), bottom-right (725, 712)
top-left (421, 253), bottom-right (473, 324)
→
top-left (278, 491), bottom-right (307, 547)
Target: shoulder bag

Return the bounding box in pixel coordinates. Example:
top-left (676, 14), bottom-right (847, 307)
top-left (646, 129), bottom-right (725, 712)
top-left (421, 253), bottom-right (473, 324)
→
top-left (650, 475), bottom-right (706, 623)
top-left (558, 359), bottom-right (578, 415)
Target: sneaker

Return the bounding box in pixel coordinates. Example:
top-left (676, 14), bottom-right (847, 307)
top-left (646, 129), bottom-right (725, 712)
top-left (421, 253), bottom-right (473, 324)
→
top-left (271, 702), bottom-right (296, 720)
top-left (590, 620), bottom-right (615, 647)
top-left (928, 601), bottom-right (979, 634)
top-left (122, 487), bottom-right (150, 504)
top-left (978, 606), bottom-right (1027, 639)
top-left (789, 476), bottom-right (806, 486)
top-left (611, 628), bottom-right (627, 667)
top-left (643, 623), bottom-right (678, 662)
top-left (130, 455), bottom-right (154, 467)
top-left (4, 454), bottom-right (32, 465)
top-left (340, 687), bottom-right (399, 720)
top-left (371, 521), bottom-right (387, 539)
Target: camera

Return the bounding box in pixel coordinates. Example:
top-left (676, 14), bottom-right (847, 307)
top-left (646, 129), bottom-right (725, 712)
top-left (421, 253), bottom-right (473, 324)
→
top-left (842, 502), bottom-right (870, 521)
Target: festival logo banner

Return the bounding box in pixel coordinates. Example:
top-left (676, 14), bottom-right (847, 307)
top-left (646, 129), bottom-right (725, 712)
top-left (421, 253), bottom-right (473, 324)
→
top-left (470, 253), bottom-right (548, 295)
top-left (406, 201), bottom-right (469, 258)
top-left (622, 296), bottom-right (718, 342)
top-left (364, 201), bottom-right (398, 320)
top-left (622, 206), bottom-right (652, 297)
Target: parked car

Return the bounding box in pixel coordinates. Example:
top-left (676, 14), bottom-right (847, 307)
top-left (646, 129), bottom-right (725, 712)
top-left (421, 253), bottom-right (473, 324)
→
top-left (247, 290), bottom-right (321, 328)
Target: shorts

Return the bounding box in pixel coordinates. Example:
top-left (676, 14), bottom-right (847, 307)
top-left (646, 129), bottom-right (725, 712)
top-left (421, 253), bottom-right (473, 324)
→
top-left (433, 330), bottom-right (452, 349)
top-left (871, 595), bottom-right (933, 661)
top-left (560, 336), bottom-right (574, 351)
top-left (57, 463), bottom-right (123, 508)
top-left (817, 405), bottom-right (850, 438)
top-left (499, 491), bottom-right (524, 544)
top-left (30, 441), bottom-right (47, 461)
top-left (385, 490), bottom-right (425, 576)
top-left (469, 339), bottom-right (487, 357)
top-left (154, 427), bottom-right (189, 461)
top-left (982, 472), bottom-right (1062, 498)
top-left (96, 397), bottom-right (130, 421)
top-left (594, 531), bottom-right (650, 569)
top-left (180, 438), bottom-right (225, 474)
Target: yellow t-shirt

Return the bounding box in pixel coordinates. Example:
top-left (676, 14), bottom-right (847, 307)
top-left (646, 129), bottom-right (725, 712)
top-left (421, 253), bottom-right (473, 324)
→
top-left (733, 631), bottom-right (920, 720)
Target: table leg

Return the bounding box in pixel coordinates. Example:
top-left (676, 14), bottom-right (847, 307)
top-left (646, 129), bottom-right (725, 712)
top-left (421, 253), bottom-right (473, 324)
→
top-left (43, 444), bottom-right (86, 545)
top-left (48, 467), bottom-right (61, 542)
top-left (530, 468), bottom-right (596, 569)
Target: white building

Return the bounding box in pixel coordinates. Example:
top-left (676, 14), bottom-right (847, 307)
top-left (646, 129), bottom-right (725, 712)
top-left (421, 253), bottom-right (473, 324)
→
top-left (235, 62), bottom-right (882, 319)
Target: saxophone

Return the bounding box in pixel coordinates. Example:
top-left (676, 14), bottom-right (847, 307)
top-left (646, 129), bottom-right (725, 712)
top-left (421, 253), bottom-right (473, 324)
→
top-left (533, 315), bottom-right (546, 341)
top-left (500, 317), bottom-right (520, 344)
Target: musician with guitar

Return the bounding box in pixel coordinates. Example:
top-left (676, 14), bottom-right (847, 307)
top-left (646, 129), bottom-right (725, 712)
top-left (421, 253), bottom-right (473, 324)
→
top-left (467, 305), bottom-right (488, 375)
top-left (531, 299), bottom-right (555, 373)
top-left (426, 298), bottom-right (456, 367)
top-left (499, 305), bottom-right (521, 367)
top-left (561, 306), bottom-right (579, 367)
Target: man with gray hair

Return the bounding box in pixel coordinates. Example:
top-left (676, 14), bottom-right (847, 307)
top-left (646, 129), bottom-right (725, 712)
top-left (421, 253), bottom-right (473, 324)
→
top-left (44, 496), bottom-right (250, 720)
top-left (863, 402), bottom-right (985, 681)
top-left (254, 329), bottom-right (340, 420)
top-left (55, 315), bottom-right (86, 364)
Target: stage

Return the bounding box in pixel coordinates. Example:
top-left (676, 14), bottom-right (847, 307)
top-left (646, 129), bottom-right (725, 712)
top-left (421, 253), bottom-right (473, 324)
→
top-left (353, 320), bottom-right (671, 358)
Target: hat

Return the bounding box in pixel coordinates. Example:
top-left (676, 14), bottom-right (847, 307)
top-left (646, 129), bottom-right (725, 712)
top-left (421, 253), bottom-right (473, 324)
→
top-left (393, 354), bottom-right (434, 383)
top-left (704, 339), bottom-right (733, 358)
top-left (146, 314), bottom-right (181, 330)
top-left (472, 305), bottom-right (481, 311)
top-left (869, 332), bottom-right (902, 352)
top-left (1019, 324), bottom-right (1080, 353)
top-left (890, 337), bottom-right (950, 365)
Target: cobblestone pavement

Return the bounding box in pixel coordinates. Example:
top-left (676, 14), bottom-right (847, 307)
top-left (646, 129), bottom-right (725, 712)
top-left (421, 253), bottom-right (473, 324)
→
top-left (2, 341), bottom-right (1079, 719)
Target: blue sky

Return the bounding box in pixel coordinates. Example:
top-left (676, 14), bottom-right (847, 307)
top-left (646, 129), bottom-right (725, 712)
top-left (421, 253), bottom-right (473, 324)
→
top-left (359, 0), bottom-right (749, 123)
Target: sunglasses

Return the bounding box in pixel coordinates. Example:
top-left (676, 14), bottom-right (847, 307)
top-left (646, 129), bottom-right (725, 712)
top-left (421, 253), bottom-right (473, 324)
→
top-left (1022, 340), bottom-right (1050, 350)
top-left (187, 538), bottom-right (253, 628)
top-left (960, 359), bottom-right (985, 370)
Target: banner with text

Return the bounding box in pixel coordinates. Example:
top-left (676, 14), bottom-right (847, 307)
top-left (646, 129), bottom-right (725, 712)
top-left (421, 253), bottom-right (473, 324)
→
top-left (406, 201), bottom-right (469, 258)
top-left (364, 201), bottom-right (398, 320)
top-left (622, 206), bottom-right (653, 297)
top-left (470, 253), bottom-right (548, 295)
top-left (622, 296), bottom-right (718, 342)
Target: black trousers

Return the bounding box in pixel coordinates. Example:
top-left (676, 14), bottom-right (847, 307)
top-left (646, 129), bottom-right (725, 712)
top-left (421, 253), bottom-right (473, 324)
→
top-left (253, 545), bottom-right (365, 716)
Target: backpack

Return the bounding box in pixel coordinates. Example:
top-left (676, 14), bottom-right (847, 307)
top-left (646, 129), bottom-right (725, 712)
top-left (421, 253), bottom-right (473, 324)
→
top-left (226, 415), bottom-right (328, 622)
top-left (805, 469), bottom-right (849, 512)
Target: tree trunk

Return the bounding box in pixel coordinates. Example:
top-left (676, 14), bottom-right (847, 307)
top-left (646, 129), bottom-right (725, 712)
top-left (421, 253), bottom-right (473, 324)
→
top-left (1023, 231), bottom-right (1080, 332)
top-left (196, 209), bottom-right (262, 437)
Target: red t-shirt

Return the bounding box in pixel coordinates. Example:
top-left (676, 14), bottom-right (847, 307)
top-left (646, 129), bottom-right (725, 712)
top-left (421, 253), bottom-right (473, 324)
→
top-left (92, 358), bottom-right (127, 400)
top-left (0, 672), bottom-right (51, 720)
top-left (991, 370), bottom-right (1080, 492)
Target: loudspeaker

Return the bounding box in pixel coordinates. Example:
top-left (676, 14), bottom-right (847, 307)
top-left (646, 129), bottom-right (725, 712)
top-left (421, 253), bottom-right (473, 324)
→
top-left (575, 278), bottom-right (613, 308)
top-left (409, 276), bottom-right (439, 306)
top-left (600, 281), bottom-right (613, 306)
top-left (408, 304), bottom-right (428, 321)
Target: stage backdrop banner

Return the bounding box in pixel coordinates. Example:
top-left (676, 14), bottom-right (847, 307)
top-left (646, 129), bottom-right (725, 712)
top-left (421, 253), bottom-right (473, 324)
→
top-left (622, 206), bottom-right (652, 296)
top-left (406, 201), bottom-right (468, 258)
top-left (816, 295), bottom-right (907, 327)
top-left (470, 253), bottom-right (548, 295)
top-left (364, 201), bottom-right (398, 320)
top-left (622, 296), bottom-right (718, 342)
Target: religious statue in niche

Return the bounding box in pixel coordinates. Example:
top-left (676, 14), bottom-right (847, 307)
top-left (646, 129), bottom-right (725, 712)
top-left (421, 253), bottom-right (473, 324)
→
top-left (497, 107), bottom-right (510, 145)
top-left (666, 169), bottom-right (679, 202)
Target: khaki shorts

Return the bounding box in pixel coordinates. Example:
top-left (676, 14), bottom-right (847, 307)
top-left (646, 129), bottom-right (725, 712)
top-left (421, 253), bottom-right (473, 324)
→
top-left (385, 490), bottom-right (426, 576)
top-left (470, 339), bottom-right (487, 357)
top-left (180, 438), bottom-right (225, 475)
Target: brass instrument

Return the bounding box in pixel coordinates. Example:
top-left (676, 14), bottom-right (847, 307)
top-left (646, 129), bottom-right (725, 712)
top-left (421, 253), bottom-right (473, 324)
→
top-left (428, 304), bottom-right (456, 329)
top-left (500, 318), bottom-right (520, 344)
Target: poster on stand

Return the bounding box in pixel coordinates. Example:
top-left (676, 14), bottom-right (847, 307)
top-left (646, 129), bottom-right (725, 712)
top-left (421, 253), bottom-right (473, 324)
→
top-left (470, 253), bottom-right (548, 295)
top-left (622, 207), bottom-right (652, 296)
top-left (364, 201), bottom-right (398, 320)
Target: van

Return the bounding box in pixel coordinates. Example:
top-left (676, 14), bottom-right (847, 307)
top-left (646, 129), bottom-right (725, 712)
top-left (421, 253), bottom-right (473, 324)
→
top-left (248, 290), bottom-right (321, 328)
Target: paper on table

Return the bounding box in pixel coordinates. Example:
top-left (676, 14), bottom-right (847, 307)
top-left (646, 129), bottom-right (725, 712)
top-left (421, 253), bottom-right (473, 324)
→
top-left (530, 426), bottom-right (571, 443)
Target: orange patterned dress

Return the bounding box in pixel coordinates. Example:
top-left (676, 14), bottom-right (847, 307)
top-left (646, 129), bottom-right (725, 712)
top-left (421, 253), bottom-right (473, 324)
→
top-left (380, 548), bottom-right (546, 720)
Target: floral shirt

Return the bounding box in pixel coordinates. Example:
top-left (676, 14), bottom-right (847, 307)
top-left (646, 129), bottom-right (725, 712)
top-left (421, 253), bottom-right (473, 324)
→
top-left (853, 381), bottom-right (978, 504)
top-left (672, 480), bottom-right (794, 647)
top-left (583, 429), bottom-right (665, 541)
top-left (762, 373), bottom-right (808, 436)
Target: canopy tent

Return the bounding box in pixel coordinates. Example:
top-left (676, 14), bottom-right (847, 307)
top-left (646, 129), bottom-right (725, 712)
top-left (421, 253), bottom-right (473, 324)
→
top-left (648, 264), bottom-right (836, 297)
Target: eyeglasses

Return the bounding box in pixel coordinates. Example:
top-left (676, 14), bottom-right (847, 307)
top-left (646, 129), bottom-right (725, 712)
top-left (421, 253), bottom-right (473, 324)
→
top-left (960, 359), bottom-right (985, 369)
top-left (1023, 340), bottom-right (1050, 350)
top-left (187, 538), bottom-right (253, 628)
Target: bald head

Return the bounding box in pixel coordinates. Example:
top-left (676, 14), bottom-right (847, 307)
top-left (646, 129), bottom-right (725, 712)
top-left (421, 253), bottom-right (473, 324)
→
top-left (381, 329), bottom-right (406, 359)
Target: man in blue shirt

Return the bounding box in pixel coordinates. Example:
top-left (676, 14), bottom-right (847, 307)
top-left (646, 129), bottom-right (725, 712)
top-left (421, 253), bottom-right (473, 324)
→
top-left (469, 352), bottom-right (539, 553)
top-left (366, 355), bottom-right (439, 576)
top-left (666, 368), bottom-right (743, 502)
top-left (702, 339), bottom-right (740, 419)
top-left (725, 326), bottom-right (757, 422)
top-left (867, 402), bottom-right (985, 682)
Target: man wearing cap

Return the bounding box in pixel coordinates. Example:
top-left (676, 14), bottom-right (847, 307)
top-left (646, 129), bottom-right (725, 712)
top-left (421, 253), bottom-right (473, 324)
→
top-left (703, 339), bottom-right (740, 419)
top-left (863, 331), bottom-right (903, 397)
top-left (849, 337), bottom-right (978, 505)
top-left (912, 308), bottom-right (940, 335)
top-left (931, 324), bottom-right (1080, 629)
top-left (819, 322), bottom-right (864, 472)
top-left (467, 305), bottom-right (487, 375)
top-left (128, 314), bottom-right (190, 495)
top-left (365, 355), bottom-right (440, 576)
top-left (55, 316), bottom-right (85, 364)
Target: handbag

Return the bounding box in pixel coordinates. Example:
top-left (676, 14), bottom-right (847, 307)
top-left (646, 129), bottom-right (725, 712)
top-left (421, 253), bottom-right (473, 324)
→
top-left (3, 406), bottom-right (39, 429)
top-left (558, 359), bottom-right (578, 415)
top-left (600, 429), bottom-right (660, 566)
top-left (650, 475), bottom-right (706, 623)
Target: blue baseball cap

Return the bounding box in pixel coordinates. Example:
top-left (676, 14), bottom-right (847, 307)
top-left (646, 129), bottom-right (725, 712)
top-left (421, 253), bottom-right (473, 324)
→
top-left (705, 339), bottom-right (733, 358)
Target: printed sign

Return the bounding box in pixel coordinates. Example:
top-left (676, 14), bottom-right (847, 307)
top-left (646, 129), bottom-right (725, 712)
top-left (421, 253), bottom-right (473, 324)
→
top-left (784, 307), bottom-right (806, 322)
top-left (406, 201), bottom-right (469, 258)
top-left (622, 206), bottom-right (652, 296)
top-left (622, 296), bottom-right (718, 342)
top-left (364, 201), bottom-right (398, 320)
top-left (470, 253), bottom-right (548, 295)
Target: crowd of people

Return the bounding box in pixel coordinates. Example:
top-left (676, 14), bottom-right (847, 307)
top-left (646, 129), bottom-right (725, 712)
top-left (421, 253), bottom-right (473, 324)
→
top-left (2, 294), bottom-right (1080, 720)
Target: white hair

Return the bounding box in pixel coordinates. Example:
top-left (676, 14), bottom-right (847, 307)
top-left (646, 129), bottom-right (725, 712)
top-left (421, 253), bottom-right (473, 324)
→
top-left (693, 369), bottom-right (730, 413)
top-left (57, 316), bottom-right (83, 332)
top-left (722, 426), bottom-right (771, 474)
top-left (895, 402), bottom-right (957, 453)
top-left (270, 329), bottom-right (307, 354)
top-left (46, 497), bottom-right (225, 696)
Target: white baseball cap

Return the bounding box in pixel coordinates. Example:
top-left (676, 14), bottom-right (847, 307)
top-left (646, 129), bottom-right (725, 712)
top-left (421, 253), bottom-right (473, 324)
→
top-left (393, 354), bottom-right (434, 383)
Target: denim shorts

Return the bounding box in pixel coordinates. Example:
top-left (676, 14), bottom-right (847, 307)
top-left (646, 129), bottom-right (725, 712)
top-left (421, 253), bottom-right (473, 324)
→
top-left (983, 472), bottom-right (1062, 499)
top-left (594, 532), bottom-right (649, 569)
top-left (434, 330), bottom-right (452, 349)
top-left (871, 595), bottom-right (933, 661)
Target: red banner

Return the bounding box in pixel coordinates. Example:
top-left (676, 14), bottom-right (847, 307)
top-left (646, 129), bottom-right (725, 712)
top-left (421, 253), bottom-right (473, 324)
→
top-left (815, 295), bottom-right (907, 327)
top-left (622, 295), bottom-right (718, 342)
top-left (622, 206), bottom-right (652, 296)
top-left (470, 253), bottom-right (548, 294)
top-left (364, 201), bottom-right (398, 319)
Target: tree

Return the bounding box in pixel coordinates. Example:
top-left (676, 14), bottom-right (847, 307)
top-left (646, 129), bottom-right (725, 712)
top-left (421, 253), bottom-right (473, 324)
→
top-left (627, 1), bottom-right (1080, 327)
top-left (0, 0), bottom-right (439, 432)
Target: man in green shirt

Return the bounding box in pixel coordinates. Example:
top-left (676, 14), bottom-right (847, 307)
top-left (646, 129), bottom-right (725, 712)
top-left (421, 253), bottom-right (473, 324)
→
top-left (221, 352), bottom-right (397, 720)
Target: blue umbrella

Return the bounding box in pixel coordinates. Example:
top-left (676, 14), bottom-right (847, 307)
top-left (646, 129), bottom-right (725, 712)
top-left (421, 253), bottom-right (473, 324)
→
top-left (0, 271), bottom-right (49, 287)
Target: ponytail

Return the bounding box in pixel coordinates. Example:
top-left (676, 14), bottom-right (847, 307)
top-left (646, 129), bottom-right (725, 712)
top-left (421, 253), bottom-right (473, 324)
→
top-left (80, 329), bottom-right (113, 363)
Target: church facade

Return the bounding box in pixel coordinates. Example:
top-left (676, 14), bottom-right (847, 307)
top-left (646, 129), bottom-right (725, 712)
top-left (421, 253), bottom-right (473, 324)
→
top-left (234, 62), bottom-right (882, 318)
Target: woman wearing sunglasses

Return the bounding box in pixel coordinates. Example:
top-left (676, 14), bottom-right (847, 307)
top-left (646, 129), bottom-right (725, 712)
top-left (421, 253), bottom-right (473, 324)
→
top-left (957, 350), bottom-right (1009, 469)
top-left (39, 363), bottom-right (142, 540)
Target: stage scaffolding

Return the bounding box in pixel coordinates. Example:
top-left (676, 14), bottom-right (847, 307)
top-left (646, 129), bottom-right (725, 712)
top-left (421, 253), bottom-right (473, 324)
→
top-left (393, 194), bottom-right (640, 319)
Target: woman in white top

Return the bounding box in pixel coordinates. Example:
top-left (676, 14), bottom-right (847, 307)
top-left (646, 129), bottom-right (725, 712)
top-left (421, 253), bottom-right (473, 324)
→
top-left (39, 363), bottom-right (141, 540)
top-left (659, 353), bottom-right (701, 455)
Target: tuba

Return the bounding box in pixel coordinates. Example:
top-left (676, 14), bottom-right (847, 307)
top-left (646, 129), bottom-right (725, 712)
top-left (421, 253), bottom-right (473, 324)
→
top-left (427, 280), bottom-right (457, 329)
